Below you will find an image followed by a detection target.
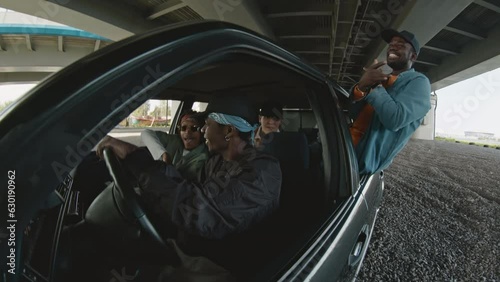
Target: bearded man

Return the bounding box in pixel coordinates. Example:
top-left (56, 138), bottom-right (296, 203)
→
top-left (349, 29), bottom-right (431, 174)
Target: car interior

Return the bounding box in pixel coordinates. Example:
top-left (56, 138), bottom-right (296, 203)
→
top-left (19, 54), bottom-right (352, 282)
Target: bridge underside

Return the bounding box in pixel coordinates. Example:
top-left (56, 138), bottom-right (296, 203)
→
top-left (0, 0), bottom-right (499, 90)
top-left (0, 31), bottom-right (112, 84)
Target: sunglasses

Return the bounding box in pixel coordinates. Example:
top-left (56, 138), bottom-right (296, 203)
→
top-left (179, 125), bottom-right (201, 132)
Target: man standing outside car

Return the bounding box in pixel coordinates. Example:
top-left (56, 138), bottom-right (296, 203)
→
top-left (349, 29), bottom-right (431, 175)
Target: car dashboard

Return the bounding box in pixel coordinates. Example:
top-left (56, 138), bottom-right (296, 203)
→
top-left (19, 173), bottom-right (82, 282)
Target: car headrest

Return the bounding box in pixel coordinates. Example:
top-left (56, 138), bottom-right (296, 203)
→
top-left (259, 132), bottom-right (309, 170)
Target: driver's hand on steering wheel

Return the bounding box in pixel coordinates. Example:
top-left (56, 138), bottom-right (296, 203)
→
top-left (96, 135), bottom-right (138, 160)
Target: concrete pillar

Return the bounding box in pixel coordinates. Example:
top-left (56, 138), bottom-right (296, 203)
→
top-left (412, 92), bottom-right (437, 140)
top-left (181, 0), bottom-right (274, 39)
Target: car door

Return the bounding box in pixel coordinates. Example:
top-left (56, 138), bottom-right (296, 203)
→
top-left (331, 80), bottom-right (385, 278)
top-left (265, 81), bottom-right (375, 281)
top-left (0, 21), bottom-right (380, 282)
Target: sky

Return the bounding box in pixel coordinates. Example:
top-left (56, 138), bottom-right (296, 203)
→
top-left (1, 68), bottom-right (499, 137)
top-left (0, 84), bottom-right (36, 104)
top-left (434, 67), bottom-right (500, 136)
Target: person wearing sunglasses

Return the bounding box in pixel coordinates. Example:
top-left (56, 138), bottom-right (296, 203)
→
top-left (72, 111), bottom-right (208, 205)
top-left (95, 94), bottom-right (281, 277)
top-left (141, 110), bottom-right (209, 181)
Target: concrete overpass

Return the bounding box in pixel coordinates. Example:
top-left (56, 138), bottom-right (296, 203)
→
top-left (0, 9), bottom-right (113, 84)
top-left (0, 0), bottom-right (499, 91)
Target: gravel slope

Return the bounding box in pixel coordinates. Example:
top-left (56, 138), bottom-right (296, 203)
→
top-left (357, 139), bottom-right (500, 281)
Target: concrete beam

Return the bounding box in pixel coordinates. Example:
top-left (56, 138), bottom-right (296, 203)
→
top-left (0, 72), bottom-right (52, 85)
top-left (58, 36), bottom-right (64, 52)
top-left (444, 19), bottom-right (486, 40)
top-left (181, 0), bottom-right (275, 39)
top-left (286, 43), bottom-right (335, 52)
top-left (265, 2), bottom-right (333, 17)
top-left (1, 0), bottom-right (273, 39)
top-left (0, 0), bottom-right (161, 41)
top-left (334, 0), bottom-right (361, 80)
top-left (265, 3), bottom-right (333, 18)
top-left (0, 41), bottom-right (93, 79)
top-left (366, 0), bottom-right (474, 66)
top-left (474, 0), bottom-right (500, 13)
top-left (94, 40), bottom-right (101, 51)
top-left (25, 34), bottom-right (33, 51)
top-left (422, 40), bottom-right (460, 55)
top-left (148, 0), bottom-right (187, 20)
top-left (278, 27), bottom-right (348, 40)
top-left (428, 23), bottom-right (500, 90)
top-left (415, 60), bottom-right (439, 67)
top-left (0, 66), bottom-right (63, 72)
top-left (267, 11), bottom-right (332, 18)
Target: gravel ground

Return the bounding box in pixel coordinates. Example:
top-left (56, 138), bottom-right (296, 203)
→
top-left (357, 139), bottom-right (500, 282)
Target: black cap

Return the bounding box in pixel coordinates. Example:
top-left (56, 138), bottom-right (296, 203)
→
top-left (198, 94), bottom-right (258, 124)
top-left (381, 29), bottom-right (420, 55)
top-left (259, 101), bottom-right (283, 119)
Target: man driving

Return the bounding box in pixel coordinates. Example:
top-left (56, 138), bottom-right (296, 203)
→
top-left (96, 94), bottom-right (282, 274)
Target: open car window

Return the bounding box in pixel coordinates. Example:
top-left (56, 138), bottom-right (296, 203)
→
top-left (123, 99), bottom-right (180, 129)
top-left (75, 54), bottom-right (360, 281)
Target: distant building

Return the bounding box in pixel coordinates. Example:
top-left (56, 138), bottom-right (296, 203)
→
top-left (464, 131), bottom-right (495, 139)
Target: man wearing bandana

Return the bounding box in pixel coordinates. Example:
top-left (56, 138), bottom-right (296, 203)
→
top-left (96, 94), bottom-right (282, 276)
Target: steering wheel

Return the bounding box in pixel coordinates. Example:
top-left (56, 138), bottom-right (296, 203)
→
top-left (102, 147), bottom-right (168, 249)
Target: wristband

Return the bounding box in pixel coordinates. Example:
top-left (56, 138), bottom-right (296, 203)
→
top-left (355, 84), bottom-right (369, 97)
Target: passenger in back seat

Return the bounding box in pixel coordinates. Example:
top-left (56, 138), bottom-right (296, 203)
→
top-left (254, 100), bottom-right (283, 148)
top-left (95, 94), bottom-right (282, 275)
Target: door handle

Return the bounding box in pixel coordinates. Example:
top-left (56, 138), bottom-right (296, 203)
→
top-left (348, 224), bottom-right (369, 267)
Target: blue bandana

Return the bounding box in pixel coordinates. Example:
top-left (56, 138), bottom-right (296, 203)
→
top-left (208, 113), bottom-right (259, 145)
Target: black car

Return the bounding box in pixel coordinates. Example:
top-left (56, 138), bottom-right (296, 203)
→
top-left (0, 21), bottom-right (383, 282)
